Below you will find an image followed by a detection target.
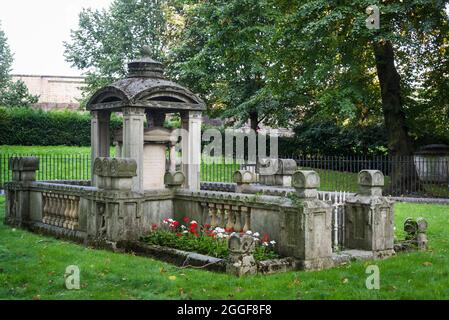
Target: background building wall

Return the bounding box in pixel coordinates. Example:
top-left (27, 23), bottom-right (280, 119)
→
top-left (11, 74), bottom-right (86, 110)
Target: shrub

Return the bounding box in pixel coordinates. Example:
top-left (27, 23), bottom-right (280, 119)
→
top-left (0, 107), bottom-right (122, 146)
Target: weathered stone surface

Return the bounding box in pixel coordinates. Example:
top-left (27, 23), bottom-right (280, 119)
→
top-left (345, 170), bottom-right (395, 257)
top-left (292, 170), bottom-right (320, 198)
top-left (234, 170), bottom-right (255, 193)
top-left (164, 171), bottom-right (185, 188)
top-left (258, 159), bottom-right (297, 187)
top-left (226, 234), bottom-right (257, 276)
top-left (358, 170), bottom-right (384, 196)
top-left (402, 217), bottom-right (428, 250)
top-left (93, 157), bottom-right (137, 190)
top-left (9, 156), bottom-right (39, 181)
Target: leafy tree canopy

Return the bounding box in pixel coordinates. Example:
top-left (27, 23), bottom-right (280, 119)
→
top-left (64, 0), bottom-right (167, 105)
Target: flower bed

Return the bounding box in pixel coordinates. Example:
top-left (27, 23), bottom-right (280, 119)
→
top-left (141, 217), bottom-right (280, 262)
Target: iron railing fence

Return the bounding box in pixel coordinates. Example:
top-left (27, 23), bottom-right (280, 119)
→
top-left (1, 154), bottom-right (448, 198)
top-left (1, 154), bottom-right (91, 191)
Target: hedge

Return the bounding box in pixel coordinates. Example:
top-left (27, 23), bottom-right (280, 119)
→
top-left (0, 107), bottom-right (122, 146)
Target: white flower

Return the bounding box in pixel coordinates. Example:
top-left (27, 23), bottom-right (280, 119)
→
top-left (190, 220), bottom-right (198, 225)
top-left (253, 232), bottom-right (260, 237)
top-left (230, 232), bottom-right (237, 237)
top-left (270, 240), bottom-right (276, 245)
top-left (182, 230), bottom-right (188, 234)
top-left (262, 242), bottom-right (269, 247)
top-left (246, 230), bottom-right (253, 235)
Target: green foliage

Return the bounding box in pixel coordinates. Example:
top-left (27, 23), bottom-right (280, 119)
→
top-left (0, 80), bottom-right (38, 108)
top-left (167, 0), bottom-right (283, 128)
top-left (279, 121), bottom-right (389, 156)
top-left (0, 21), bottom-right (12, 86)
top-left (64, 0), bottom-right (167, 105)
top-left (0, 107), bottom-right (122, 146)
top-left (143, 230), bottom-right (230, 259)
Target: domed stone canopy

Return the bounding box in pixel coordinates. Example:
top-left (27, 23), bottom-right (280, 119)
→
top-left (86, 49), bottom-right (205, 112)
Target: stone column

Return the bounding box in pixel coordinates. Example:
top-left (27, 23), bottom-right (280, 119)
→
top-left (122, 107), bottom-right (145, 192)
top-left (344, 170), bottom-right (395, 258)
top-left (169, 142), bottom-right (177, 172)
top-left (287, 170), bottom-right (333, 270)
top-left (91, 111), bottom-right (111, 184)
top-left (181, 111), bottom-right (202, 190)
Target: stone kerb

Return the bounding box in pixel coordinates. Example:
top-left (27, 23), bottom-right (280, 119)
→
top-left (93, 157), bottom-right (137, 190)
top-left (8, 156), bottom-right (40, 182)
top-left (344, 170), bottom-right (395, 258)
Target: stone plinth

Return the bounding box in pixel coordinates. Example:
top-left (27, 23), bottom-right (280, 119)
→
top-left (344, 170), bottom-right (395, 258)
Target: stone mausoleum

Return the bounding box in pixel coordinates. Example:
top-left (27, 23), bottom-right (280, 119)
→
top-left (3, 49), bottom-right (396, 274)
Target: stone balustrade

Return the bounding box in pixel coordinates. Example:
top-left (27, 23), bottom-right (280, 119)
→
top-left (201, 202), bottom-right (251, 232)
top-left (42, 192), bottom-right (80, 230)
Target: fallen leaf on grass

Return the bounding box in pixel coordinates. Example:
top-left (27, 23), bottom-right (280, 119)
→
top-left (422, 261), bottom-right (433, 267)
top-left (169, 275), bottom-right (177, 281)
top-left (342, 278), bottom-right (349, 284)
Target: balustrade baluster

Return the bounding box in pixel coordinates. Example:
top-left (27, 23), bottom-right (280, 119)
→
top-left (224, 204), bottom-right (234, 231)
top-left (242, 207), bottom-right (251, 232)
top-left (233, 206), bottom-right (242, 232)
top-left (209, 203), bottom-right (218, 228)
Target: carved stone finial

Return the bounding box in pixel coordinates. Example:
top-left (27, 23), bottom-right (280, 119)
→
top-left (292, 170), bottom-right (320, 198)
top-left (357, 170), bottom-right (384, 196)
top-left (140, 45), bottom-right (152, 58)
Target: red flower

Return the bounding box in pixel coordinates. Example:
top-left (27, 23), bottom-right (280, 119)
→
top-left (169, 221), bottom-right (180, 229)
top-left (225, 227), bottom-right (234, 233)
top-left (176, 233), bottom-right (183, 237)
top-left (261, 233), bottom-right (270, 243)
top-left (203, 223), bottom-right (210, 229)
top-left (183, 217), bottom-right (190, 223)
top-left (151, 224), bottom-right (158, 231)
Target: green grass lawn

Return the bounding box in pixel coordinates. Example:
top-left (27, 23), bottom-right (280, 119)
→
top-left (0, 195), bottom-right (448, 300)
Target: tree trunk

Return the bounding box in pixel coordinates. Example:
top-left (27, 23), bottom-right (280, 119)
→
top-left (374, 40), bottom-right (422, 195)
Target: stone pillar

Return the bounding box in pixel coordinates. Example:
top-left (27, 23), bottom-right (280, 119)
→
top-left (344, 170), bottom-right (395, 258)
top-left (288, 170), bottom-right (333, 270)
top-left (91, 111), bottom-right (111, 184)
top-left (226, 234), bottom-right (257, 276)
top-left (122, 107), bottom-right (145, 192)
top-left (181, 111), bottom-right (202, 190)
top-left (233, 170), bottom-right (255, 193)
top-left (6, 157), bottom-right (39, 226)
